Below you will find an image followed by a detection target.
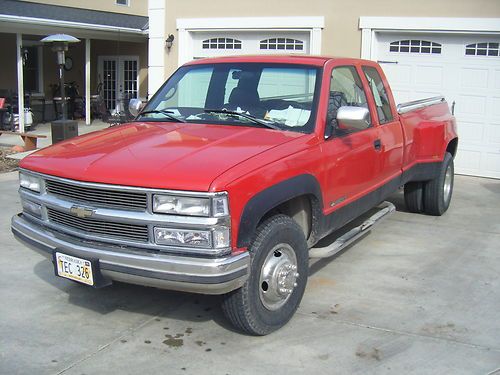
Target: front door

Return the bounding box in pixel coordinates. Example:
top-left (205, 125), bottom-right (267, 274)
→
top-left (98, 56), bottom-right (139, 113)
top-left (321, 65), bottom-right (381, 216)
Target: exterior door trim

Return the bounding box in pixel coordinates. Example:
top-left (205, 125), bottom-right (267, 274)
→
top-left (176, 16), bottom-right (325, 66)
top-left (359, 17), bottom-right (500, 60)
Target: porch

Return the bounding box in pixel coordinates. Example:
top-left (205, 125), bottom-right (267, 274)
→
top-left (0, 1), bottom-right (148, 132)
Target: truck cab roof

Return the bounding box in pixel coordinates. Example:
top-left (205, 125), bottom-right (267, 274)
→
top-left (185, 55), bottom-right (375, 67)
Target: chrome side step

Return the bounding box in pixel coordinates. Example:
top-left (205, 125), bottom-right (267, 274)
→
top-left (309, 201), bottom-right (396, 259)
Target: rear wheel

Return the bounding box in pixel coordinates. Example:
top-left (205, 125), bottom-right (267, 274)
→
top-left (221, 215), bottom-right (308, 335)
top-left (423, 152), bottom-right (454, 216)
top-left (404, 181), bottom-right (424, 213)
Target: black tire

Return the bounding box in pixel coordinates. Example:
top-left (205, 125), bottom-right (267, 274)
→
top-left (221, 215), bottom-right (308, 335)
top-left (423, 152), bottom-right (454, 216)
top-left (404, 181), bottom-right (424, 213)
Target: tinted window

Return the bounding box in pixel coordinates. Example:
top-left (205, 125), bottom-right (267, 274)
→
top-left (363, 66), bottom-right (393, 124)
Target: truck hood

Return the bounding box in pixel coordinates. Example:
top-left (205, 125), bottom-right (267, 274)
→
top-left (20, 122), bottom-right (305, 191)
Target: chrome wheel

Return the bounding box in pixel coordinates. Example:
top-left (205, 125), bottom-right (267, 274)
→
top-left (259, 243), bottom-right (299, 311)
top-left (443, 163), bottom-right (453, 203)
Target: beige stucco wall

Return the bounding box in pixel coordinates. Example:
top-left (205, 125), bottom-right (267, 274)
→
top-left (163, 0), bottom-right (500, 76)
top-left (20, 0), bottom-right (147, 16)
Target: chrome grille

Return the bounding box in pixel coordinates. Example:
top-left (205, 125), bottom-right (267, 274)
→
top-left (45, 179), bottom-right (147, 210)
top-left (47, 208), bottom-right (149, 243)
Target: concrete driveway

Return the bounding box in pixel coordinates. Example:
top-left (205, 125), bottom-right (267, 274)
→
top-left (1, 172), bottom-right (499, 375)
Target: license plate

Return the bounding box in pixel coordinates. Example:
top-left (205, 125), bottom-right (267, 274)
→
top-left (55, 252), bottom-right (94, 286)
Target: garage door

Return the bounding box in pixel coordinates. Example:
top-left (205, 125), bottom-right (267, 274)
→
top-left (192, 31), bottom-right (310, 59)
top-left (376, 33), bottom-right (500, 179)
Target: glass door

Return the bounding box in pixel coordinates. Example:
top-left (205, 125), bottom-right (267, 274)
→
top-left (99, 56), bottom-right (139, 112)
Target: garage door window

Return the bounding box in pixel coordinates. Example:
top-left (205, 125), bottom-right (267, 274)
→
top-left (389, 40), bottom-right (441, 54)
top-left (202, 38), bottom-right (242, 50)
top-left (260, 38), bottom-right (304, 51)
top-left (465, 42), bottom-right (499, 57)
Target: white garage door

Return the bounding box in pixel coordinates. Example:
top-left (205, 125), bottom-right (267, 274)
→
top-left (376, 33), bottom-right (500, 179)
top-left (192, 31), bottom-right (310, 59)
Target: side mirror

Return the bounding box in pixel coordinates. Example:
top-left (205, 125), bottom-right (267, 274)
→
top-left (336, 106), bottom-right (370, 131)
top-left (129, 98), bottom-right (145, 117)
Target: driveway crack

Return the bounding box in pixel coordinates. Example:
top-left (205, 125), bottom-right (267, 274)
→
top-left (297, 312), bottom-right (500, 353)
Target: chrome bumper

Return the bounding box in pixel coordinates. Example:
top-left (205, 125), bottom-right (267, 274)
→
top-left (11, 214), bottom-right (250, 295)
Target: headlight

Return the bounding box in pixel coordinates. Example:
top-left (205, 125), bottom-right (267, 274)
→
top-left (153, 193), bottom-right (229, 217)
top-left (153, 195), bottom-right (210, 216)
top-left (19, 172), bottom-right (41, 192)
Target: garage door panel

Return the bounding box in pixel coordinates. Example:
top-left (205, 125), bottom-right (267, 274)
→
top-left (192, 31), bottom-right (309, 59)
top-left (376, 32), bottom-right (500, 179)
top-left (455, 148), bottom-right (482, 171)
top-left (415, 65), bottom-right (443, 87)
top-left (491, 97), bottom-right (500, 117)
top-left (461, 67), bottom-right (489, 89)
top-left (494, 70), bottom-right (500, 89)
top-left (484, 152), bottom-right (500, 177)
top-left (487, 122), bottom-right (500, 144)
top-left (381, 63), bottom-right (412, 87)
top-left (457, 94), bottom-right (487, 117)
top-left (391, 89), bottom-right (411, 103)
top-left (458, 121), bottom-right (485, 143)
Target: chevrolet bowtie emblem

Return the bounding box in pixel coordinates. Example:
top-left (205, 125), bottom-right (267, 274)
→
top-left (69, 206), bottom-right (95, 218)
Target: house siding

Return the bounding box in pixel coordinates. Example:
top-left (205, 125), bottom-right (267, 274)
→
top-left (162, 0), bottom-right (500, 75)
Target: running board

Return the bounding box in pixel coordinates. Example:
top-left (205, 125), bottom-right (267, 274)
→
top-left (309, 201), bottom-right (396, 259)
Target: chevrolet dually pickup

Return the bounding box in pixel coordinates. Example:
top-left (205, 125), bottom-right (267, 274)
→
top-left (12, 56), bottom-right (458, 335)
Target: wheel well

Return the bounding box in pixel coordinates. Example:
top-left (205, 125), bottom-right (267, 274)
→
top-left (447, 138), bottom-right (458, 158)
top-left (258, 195), bottom-right (314, 240)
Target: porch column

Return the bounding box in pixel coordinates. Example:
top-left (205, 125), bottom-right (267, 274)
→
top-left (16, 33), bottom-right (25, 133)
top-left (148, 0), bottom-right (167, 97)
top-left (85, 38), bottom-right (91, 125)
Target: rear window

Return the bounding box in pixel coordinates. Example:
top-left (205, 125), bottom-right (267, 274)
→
top-left (362, 66), bottom-right (394, 124)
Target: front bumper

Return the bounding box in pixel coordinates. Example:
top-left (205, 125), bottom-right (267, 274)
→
top-left (11, 214), bottom-right (250, 295)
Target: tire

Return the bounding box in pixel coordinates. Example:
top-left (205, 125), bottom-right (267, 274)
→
top-left (423, 152), bottom-right (454, 216)
top-left (404, 181), bottom-right (424, 213)
top-left (221, 215), bottom-right (308, 335)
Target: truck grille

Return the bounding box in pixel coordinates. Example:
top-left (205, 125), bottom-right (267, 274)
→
top-left (47, 208), bottom-right (149, 243)
top-left (45, 179), bottom-right (148, 210)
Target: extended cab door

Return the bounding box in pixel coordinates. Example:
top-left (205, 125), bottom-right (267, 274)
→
top-left (361, 65), bottom-right (404, 184)
top-left (321, 65), bottom-right (381, 215)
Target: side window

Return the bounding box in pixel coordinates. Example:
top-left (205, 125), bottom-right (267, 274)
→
top-left (362, 66), bottom-right (393, 124)
top-left (329, 66), bottom-right (370, 133)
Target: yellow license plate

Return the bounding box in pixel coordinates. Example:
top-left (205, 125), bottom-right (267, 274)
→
top-left (55, 252), bottom-right (94, 286)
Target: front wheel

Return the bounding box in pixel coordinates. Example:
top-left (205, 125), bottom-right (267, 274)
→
top-left (221, 215), bottom-right (308, 335)
top-left (423, 152), bottom-right (454, 216)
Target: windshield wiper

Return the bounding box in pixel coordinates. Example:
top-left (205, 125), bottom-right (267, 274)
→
top-left (137, 109), bottom-right (186, 123)
top-left (203, 109), bottom-right (281, 130)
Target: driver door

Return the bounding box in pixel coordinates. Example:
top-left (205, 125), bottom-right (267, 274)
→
top-left (321, 65), bottom-right (381, 218)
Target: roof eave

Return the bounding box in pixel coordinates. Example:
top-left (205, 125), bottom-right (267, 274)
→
top-left (0, 14), bottom-right (148, 35)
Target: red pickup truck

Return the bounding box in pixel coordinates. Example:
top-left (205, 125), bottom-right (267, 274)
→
top-left (12, 56), bottom-right (457, 335)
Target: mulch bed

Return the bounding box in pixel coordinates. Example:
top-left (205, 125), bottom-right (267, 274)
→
top-left (0, 148), bottom-right (19, 173)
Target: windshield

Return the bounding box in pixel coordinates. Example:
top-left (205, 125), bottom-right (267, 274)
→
top-left (139, 63), bottom-right (321, 133)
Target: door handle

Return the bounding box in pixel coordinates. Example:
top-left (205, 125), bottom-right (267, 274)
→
top-left (374, 139), bottom-right (382, 151)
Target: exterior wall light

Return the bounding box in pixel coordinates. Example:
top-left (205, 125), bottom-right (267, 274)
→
top-left (165, 34), bottom-right (175, 49)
